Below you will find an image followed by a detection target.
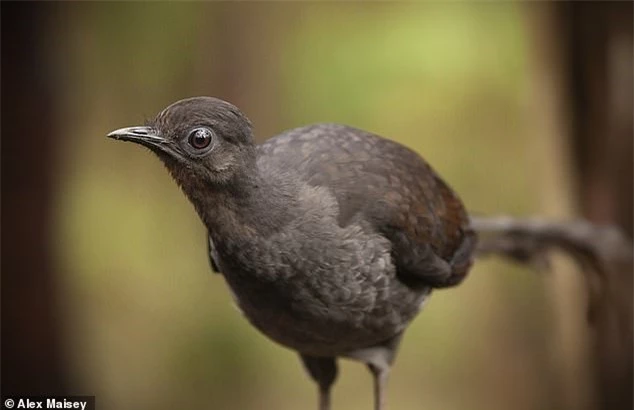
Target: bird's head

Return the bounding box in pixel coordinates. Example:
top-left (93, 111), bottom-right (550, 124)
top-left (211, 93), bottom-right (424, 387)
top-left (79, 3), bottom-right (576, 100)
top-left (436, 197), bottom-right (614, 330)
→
top-left (108, 96), bottom-right (256, 187)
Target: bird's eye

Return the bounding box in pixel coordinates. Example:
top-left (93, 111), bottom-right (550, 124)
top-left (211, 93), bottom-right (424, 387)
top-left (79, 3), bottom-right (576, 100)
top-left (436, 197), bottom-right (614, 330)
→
top-left (188, 128), bottom-right (213, 149)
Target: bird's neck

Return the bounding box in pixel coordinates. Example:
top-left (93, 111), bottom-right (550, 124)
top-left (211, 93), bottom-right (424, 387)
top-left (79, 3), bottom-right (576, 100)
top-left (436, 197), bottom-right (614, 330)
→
top-left (186, 164), bottom-right (301, 244)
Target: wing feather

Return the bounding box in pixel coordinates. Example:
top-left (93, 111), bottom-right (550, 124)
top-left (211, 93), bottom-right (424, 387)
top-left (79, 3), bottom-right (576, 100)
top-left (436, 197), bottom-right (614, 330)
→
top-left (258, 124), bottom-right (475, 288)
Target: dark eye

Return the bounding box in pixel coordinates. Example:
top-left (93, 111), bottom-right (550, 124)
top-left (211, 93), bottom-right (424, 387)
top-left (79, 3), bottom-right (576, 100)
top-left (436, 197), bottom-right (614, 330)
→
top-left (188, 127), bottom-right (213, 149)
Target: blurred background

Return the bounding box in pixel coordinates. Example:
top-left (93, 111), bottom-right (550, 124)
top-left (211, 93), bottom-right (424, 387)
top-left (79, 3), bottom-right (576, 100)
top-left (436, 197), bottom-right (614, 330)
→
top-left (2, 2), bottom-right (632, 410)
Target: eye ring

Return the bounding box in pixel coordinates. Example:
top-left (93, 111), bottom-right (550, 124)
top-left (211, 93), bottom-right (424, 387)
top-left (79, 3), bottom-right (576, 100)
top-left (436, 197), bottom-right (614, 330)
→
top-left (188, 127), bottom-right (213, 150)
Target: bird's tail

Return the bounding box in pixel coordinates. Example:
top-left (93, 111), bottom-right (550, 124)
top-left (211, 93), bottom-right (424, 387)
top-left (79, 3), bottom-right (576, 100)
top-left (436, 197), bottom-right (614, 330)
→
top-left (469, 215), bottom-right (633, 322)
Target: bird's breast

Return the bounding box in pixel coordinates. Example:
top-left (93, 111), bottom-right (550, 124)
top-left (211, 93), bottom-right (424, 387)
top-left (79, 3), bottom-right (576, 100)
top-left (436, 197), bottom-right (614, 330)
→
top-left (213, 230), bottom-right (428, 355)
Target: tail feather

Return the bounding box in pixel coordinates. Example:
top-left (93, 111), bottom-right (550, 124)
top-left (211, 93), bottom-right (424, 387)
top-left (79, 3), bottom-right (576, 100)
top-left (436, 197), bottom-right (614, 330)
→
top-left (469, 215), bottom-right (633, 323)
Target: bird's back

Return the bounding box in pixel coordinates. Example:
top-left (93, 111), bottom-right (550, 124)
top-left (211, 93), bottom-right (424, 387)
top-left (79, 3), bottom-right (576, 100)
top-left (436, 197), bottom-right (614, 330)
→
top-left (257, 123), bottom-right (475, 290)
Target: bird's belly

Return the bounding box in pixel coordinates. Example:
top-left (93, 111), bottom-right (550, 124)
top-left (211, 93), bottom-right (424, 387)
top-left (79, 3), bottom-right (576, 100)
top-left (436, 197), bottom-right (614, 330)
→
top-left (221, 269), bottom-right (429, 356)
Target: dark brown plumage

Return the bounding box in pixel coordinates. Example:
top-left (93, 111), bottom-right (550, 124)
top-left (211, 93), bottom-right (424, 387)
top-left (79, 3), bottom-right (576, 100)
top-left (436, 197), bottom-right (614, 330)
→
top-left (108, 96), bottom-right (476, 410)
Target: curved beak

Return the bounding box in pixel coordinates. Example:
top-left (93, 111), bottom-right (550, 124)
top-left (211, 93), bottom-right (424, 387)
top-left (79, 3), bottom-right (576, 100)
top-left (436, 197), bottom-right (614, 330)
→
top-left (107, 126), bottom-right (164, 146)
top-left (107, 125), bottom-right (184, 161)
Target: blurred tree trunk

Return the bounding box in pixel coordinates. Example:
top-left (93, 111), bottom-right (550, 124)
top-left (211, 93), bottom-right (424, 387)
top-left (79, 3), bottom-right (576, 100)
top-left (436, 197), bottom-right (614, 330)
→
top-left (530, 3), bottom-right (632, 410)
top-left (1, 2), bottom-right (70, 395)
top-left (195, 2), bottom-right (287, 140)
top-left (563, 2), bottom-right (633, 237)
top-left (559, 3), bottom-right (633, 410)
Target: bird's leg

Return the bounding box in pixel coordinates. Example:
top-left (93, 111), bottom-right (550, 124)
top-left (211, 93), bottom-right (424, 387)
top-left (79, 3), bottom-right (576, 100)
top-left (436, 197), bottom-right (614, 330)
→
top-left (318, 385), bottom-right (331, 410)
top-left (345, 333), bottom-right (403, 410)
top-left (300, 354), bottom-right (338, 410)
top-left (368, 363), bottom-right (390, 410)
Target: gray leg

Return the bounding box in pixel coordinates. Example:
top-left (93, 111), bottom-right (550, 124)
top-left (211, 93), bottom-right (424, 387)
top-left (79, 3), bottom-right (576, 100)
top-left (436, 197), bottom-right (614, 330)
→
top-left (300, 354), bottom-right (338, 410)
top-left (344, 332), bottom-right (404, 410)
top-left (368, 363), bottom-right (390, 410)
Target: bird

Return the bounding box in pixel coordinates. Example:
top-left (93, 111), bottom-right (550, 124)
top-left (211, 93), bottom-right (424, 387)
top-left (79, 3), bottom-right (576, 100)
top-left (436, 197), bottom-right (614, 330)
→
top-left (107, 96), bottom-right (476, 410)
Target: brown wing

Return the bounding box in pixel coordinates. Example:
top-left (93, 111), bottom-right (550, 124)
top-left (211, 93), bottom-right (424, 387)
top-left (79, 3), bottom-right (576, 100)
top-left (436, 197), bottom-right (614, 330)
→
top-left (258, 124), bottom-right (476, 288)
